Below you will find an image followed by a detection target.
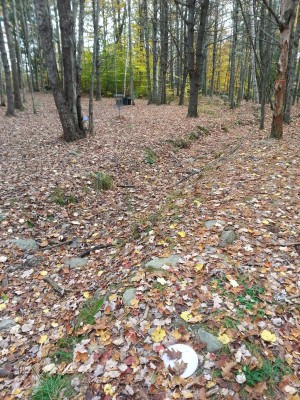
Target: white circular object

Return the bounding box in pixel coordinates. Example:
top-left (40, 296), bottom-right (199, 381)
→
top-left (161, 344), bottom-right (199, 378)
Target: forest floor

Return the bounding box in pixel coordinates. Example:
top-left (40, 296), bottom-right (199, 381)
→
top-left (0, 93), bottom-right (299, 400)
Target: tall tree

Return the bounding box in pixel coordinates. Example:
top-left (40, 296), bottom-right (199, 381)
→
top-left (0, 19), bottom-right (14, 115)
top-left (34, 0), bottom-right (85, 141)
top-left (89, 0), bottom-right (100, 131)
top-left (1, 0), bottom-right (23, 110)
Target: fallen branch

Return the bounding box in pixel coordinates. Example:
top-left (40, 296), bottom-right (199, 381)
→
top-left (79, 243), bottom-right (114, 258)
top-left (39, 239), bottom-right (75, 251)
top-left (268, 242), bottom-right (300, 247)
top-left (117, 184), bottom-right (136, 188)
top-left (286, 293), bottom-right (300, 301)
top-left (178, 141), bottom-right (242, 184)
top-left (43, 277), bottom-right (67, 296)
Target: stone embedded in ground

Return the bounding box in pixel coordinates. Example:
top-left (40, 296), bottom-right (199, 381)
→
top-left (65, 257), bottom-right (88, 268)
top-left (25, 255), bottom-right (43, 268)
top-left (144, 254), bottom-right (180, 269)
top-left (0, 319), bottom-right (16, 331)
top-left (218, 230), bottom-right (237, 247)
top-left (196, 328), bottom-right (223, 353)
top-left (11, 239), bottom-right (39, 251)
top-left (204, 220), bottom-right (224, 228)
top-left (122, 288), bottom-right (136, 305)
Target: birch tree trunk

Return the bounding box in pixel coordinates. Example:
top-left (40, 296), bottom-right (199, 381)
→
top-left (141, 0), bottom-right (152, 103)
top-left (0, 60), bottom-right (5, 106)
top-left (159, 0), bottom-right (168, 105)
top-left (128, 0), bottom-right (135, 104)
top-left (0, 21), bottom-right (14, 115)
top-left (1, 0), bottom-right (23, 110)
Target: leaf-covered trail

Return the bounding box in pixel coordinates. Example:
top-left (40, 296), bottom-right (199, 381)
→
top-left (0, 95), bottom-right (299, 399)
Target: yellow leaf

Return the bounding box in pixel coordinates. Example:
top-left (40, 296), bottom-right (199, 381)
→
top-left (218, 334), bottom-right (231, 344)
top-left (170, 224), bottom-right (176, 229)
top-left (43, 308), bottom-right (49, 314)
top-left (130, 298), bottom-right (139, 307)
top-left (262, 219), bottom-right (270, 225)
top-left (206, 381), bottom-right (216, 389)
top-left (12, 389), bottom-right (22, 395)
top-left (40, 270), bottom-right (48, 276)
top-left (109, 294), bottom-right (117, 301)
top-left (158, 240), bottom-right (166, 245)
top-left (51, 322), bottom-right (58, 328)
top-left (38, 335), bottom-right (48, 344)
top-left (177, 231), bottom-right (186, 238)
top-left (98, 270), bottom-right (104, 276)
top-left (180, 311), bottom-right (192, 322)
top-left (190, 314), bottom-right (203, 323)
top-left (157, 277), bottom-right (167, 285)
top-left (260, 330), bottom-right (277, 343)
top-left (171, 330), bottom-right (182, 340)
top-left (0, 304), bottom-right (7, 311)
top-left (151, 327), bottom-right (167, 342)
top-left (194, 200), bottom-right (201, 207)
top-left (195, 263), bottom-right (204, 271)
top-left (104, 384), bottom-right (115, 396)
top-left (83, 291), bottom-right (91, 299)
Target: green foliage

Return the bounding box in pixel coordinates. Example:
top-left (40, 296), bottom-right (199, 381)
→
top-left (91, 172), bottom-right (113, 191)
top-left (243, 358), bottom-right (292, 387)
top-left (31, 374), bottom-right (75, 400)
top-left (237, 285), bottom-right (265, 310)
top-left (197, 125), bottom-right (210, 135)
top-left (189, 131), bottom-right (200, 140)
top-left (50, 187), bottom-right (77, 206)
top-left (50, 350), bottom-right (73, 363)
top-left (169, 138), bottom-right (190, 149)
top-left (77, 297), bottom-right (104, 325)
top-left (144, 147), bottom-right (158, 164)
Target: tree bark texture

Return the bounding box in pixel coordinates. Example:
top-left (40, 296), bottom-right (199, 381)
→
top-left (271, 0), bottom-right (297, 139)
top-left (34, 0), bottom-right (83, 141)
top-left (1, 0), bottom-right (23, 110)
top-left (0, 21), bottom-right (14, 115)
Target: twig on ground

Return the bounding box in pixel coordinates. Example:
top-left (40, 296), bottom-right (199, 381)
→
top-left (117, 184), bottom-right (136, 188)
top-left (79, 243), bottom-right (114, 258)
top-left (43, 277), bottom-right (67, 296)
top-left (178, 141), bottom-right (242, 184)
top-left (39, 239), bottom-right (75, 251)
top-left (269, 242), bottom-right (300, 247)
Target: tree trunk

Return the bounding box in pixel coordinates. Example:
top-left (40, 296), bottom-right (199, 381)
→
top-left (1, 0), bottom-right (23, 110)
top-left (0, 21), bottom-right (14, 115)
top-left (76, 0), bottom-right (85, 129)
top-left (95, 37), bottom-right (101, 100)
top-left (159, 0), bottom-right (168, 104)
top-left (187, 0), bottom-right (209, 117)
top-left (283, 8), bottom-right (300, 123)
top-left (271, 0), bottom-right (297, 139)
top-left (142, 0), bottom-right (152, 103)
top-left (89, 0), bottom-right (100, 131)
top-left (210, 2), bottom-right (218, 96)
top-left (152, 0), bottom-right (159, 103)
top-left (249, 0), bottom-right (259, 103)
top-left (34, 0), bottom-right (83, 141)
top-left (128, 0), bottom-right (135, 104)
top-left (20, 0), bottom-right (37, 114)
top-left (229, 0), bottom-right (238, 109)
top-left (0, 60), bottom-right (5, 106)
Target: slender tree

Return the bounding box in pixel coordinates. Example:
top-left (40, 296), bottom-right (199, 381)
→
top-left (0, 20), bottom-right (14, 115)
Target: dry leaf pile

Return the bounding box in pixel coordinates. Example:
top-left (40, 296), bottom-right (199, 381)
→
top-left (0, 94), bottom-right (299, 399)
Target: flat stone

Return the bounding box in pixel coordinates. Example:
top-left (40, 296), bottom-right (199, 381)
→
top-left (196, 328), bottom-right (223, 353)
top-left (65, 257), bottom-right (88, 268)
top-left (25, 255), bottom-right (43, 268)
top-left (122, 288), bottom-right (136, 305)
top-left (11, 239), bottom-right (39, 251)
top-left (218, 230), bottom-right (237, 247)
top-left (0, 319), bottom-right (16, 331)
top-left (204, 220), bottom-right (224, 228)
top-left (144, 254), bottom-right (180, 269)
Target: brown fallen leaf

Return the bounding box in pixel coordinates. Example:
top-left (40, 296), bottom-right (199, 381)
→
top-left (221, 361), bottom-right (237, 380)
top-left (165, 348), bottom-right (182, 360)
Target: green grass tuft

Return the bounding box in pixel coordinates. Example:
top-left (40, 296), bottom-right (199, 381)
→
top-left (51, 187), bottom-right (77, 206)
top-left (144, 147), bottom-right (158, 164)
top-left (77, 297), bottom-right (104, 326)
top-left (91, 172), bottom-right (113, 191)
top-left (243, 358), bottom-right (292, 387)
top-left (31, 374), bottom-right (75, 400)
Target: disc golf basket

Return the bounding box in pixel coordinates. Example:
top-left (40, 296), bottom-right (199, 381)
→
top-left (115, 94), bottom-right (124, 117)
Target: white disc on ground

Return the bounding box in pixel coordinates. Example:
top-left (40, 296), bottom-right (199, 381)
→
top-left (161, 343), bottom-right (199, 378)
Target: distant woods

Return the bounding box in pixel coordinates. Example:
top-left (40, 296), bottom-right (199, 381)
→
top-left (0, 0), bottom-right (299, 140)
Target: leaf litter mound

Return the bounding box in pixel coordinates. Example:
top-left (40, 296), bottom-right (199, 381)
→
top-left (0, 95), bottom-right (299, 399)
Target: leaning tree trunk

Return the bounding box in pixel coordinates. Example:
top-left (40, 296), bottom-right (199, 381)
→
top-left (1, 0), bottom-right (23, 110)
top-left (34, 0), bottom-right (83, 141)
top-left (0, 21), bottom-right (14, 115)
top-left (271, 0), bottom-right (297, 139)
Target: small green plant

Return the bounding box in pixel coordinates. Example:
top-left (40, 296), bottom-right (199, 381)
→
top-left (77, 297), bottom-right (104, 326)
top-left (237, 285), bottom-right (265, 310)
top-left (243, 358), bottom-right (292, 387)
top-left (170, 138), bottom-right (190, 149)
top-left (91, 172), bottom-right (113, 191)
top-left (189, 131), bottom-right (200, 140)
top-left (51, 187), bottom-right (77, 206)
top-left (197, 125), bottom-right (210, 135)
top-left (144, 147), bottom-right (158, 164)
top-left (31, 374), bottom-right (75, 400)
top-left (50, 349), bottom-right (73, 363)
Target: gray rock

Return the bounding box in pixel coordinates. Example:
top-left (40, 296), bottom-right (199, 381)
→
top-left (122, 288), bottom-right (136, 305)
top-left (11, 239), bottom-right (39, 251)
top-left (25, 255), bottom-right (43, 268)
top-left (0, 319), bottom-right (16, 331)
top-left (144, 254), bottom-right (180, 269)
top-left (196, 328), bottom-right (223, 353)
top-left (218, 230), bottom-right (237, 247)
top-left (204, 220), bottom-right (224, 228)
top-left (65, 257), bottom-right (88, 268)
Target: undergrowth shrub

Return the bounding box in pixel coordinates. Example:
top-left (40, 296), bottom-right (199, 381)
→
top-left (91, 172), bottom-right (113, 190)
